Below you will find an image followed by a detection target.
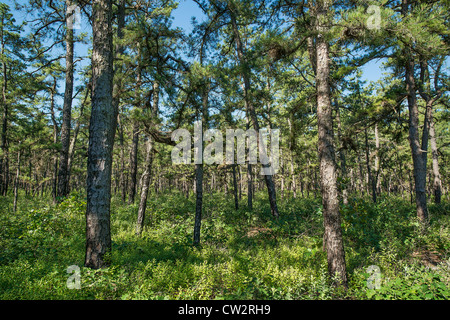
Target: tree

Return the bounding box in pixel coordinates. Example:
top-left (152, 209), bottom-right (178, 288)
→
top-left (57, 0), bottom-right (76, 200)
top-left (226, 0), bottom-right (279, 218)
top-left (85, 0), bottom-right (115, 269)
top-left (312, 0), bottom-right (347, 288)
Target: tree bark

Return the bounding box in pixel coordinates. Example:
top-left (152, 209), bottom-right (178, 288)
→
top-left (85, 0), bottom-right (114, 269)
top-left (0, 20), bottom-right (9, 196)
top-left (418, 59), bottom-right (442, 205)
top-left (136, 81), bottom-right (159, 235)
top-left (228, 5), bottom-right (279, 217)
top-left (193, 75), bottom-right (208, 245)
top-left (232, 164), bottom-right (239, 210)
top-left (364, 128), bottom-right (376, 203)
top-left (314, 0), bottom-right (347, 288)
top-left (68, 83), bottom-right (88, 189)
top-left (335, 100), bottom-right (348, 205)
top-left (13, 147), bottom-right (20, 212)
top-left (128, 51), bottom-right (142, 204)
top-left (246, 119), bottom-right (253, 210)
top-left (111, 0), bottom-right (126, 202)
top-left (402, 0), bottom-right (428, 224)
top-left (193, 162), bottom-right (203, 245)
top-left (429, 113), bottom-right (442, 204)
top-left (49, 78), bottom-right (58, 203)
top-left (374, 123), bottom-right (381, 195)
top-left (57, 0), bottom-right (75, 200)
top-left (136, 137), bottom-right (153, 235)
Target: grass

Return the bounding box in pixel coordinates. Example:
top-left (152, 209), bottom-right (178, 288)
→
top-left (0, 190), bottom-right (449, 300)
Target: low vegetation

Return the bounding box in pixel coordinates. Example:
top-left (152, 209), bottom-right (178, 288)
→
top-left (1, 191), bottom-right (448, 300)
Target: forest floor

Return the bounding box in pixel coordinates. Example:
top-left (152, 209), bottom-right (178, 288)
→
top-left (0, 191), bottom-right (449, 300)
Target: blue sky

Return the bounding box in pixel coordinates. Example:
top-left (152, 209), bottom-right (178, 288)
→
top-left (6, 0), bottom-right (384, 87)
top-left (171, 0), bottom-right (384, 83)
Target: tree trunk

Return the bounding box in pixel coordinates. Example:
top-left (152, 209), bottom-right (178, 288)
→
top-left (128, 53), bottom-right (142, 204)
top-left (68, 84), bottom-right (88, 189)
top-left (136, 81), bottom-right (159, 235)
top-left (314, 0), bottom-right (347, 288)
top-left (136, 137), bottom-right (153, 235)
top-left (374, 123), bottom-right (381, 195)
top-left (365, 128), bottom-right (377, 203)
top-left (402, 0), bottom-right (428, 224)
top-left (85, 0), bottom-right (114, 269)
top-left (57, 0), bottom-right (75, 200)
top-left (405, 51), bottom-right (428, 222)
top-left (193, 162), bottom-right (203, 246)
top-left (335, 100), bottom-right (348, 205)
top-left (0, 22), bottom-right (8, 196)
top-left (429, 113), bottom-right (442, 204)
top-left (418, 58), bottom-right (442, 205)
top-left (49, 78), bottom-right (58, 203)
top-left (112, 0), bottom-right (126, 202)
top-left (246, 120), bottom-right (253, 210)
top-left (228, 4), bottom-right (279, 218)
top-left (232, 164), bottom-right (239, 210)
top-left (13, 147), bottom-right (20, 212)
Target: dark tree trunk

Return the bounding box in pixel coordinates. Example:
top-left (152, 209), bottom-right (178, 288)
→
top-left (136, 81), bottom-right (159, 235)
top-left (314, 0), bottom-right (347, 288)
top-left (429, 114), bottom-right (442, 204)
top-left (193, 78), bottom-right (207, 245)
top-left (246, 120), bottom-right (253, 210)
top-left (0, 22), bottom-right (8, 196)
top-left (364, 128), bottom-right (377, 203)
top-left (57, 0), bottom-right (75, 200)
top-left (49, 78), bottom-right (58, 203)
top-left (128, 121), bottom-right (139, 204)
top-left (193, 162), bottom-right (203, 246)
top-left (136, 137), bottom-right (153, 235)
top-left (128, 55), bottom-right (142, 204)
top-left (402, 0), bottom-right (428, 224)
top-left (85, 0), bottom-right (114, 269)
top-left (112, 0), bottom-right (126, 202)
top-left (405, 52), bottom-right (428, 223)
top-left (68, 84), bottom-right (88, 189)
top-left (232, 164), bottom-right (239, 210)
top-left (228, 5), bottom-right (278, 217)
top-left (335, 100), bottom-right (348, 205)
top-left (13, 147), bottom-right (20, 212)
top-left (418, 59), bottom-right (442, 205)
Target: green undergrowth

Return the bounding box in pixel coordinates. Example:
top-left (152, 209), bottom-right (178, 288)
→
top-left (0, 191), bottom-right (449, 300)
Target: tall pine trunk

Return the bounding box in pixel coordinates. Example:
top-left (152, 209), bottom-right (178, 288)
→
top-left (335, 100), bottom-right (348, 205)
top-left (13, 146), bottom-right (20, 212)
top-left (128, 53), bottom-right (142, 204)
top-left (57, 0), bottom-right (75, 200)
top-left (193, 162), bottom-right (203, 245)
top-left (0, 20), bottom-right (8, 196)
top-left (314, 0), bottom-right (347, 288)
top-left (229, 5), bottom-right (278, 217)
top-left (136, 81), bottom-right (159, 235)
top-left (112, 0), bottom-right (126, 202)
top-left (404, 50), bottom-right (428, 223)
top-left (429, 114), bottom-right (442, 204)
top-left (402, 0), bottom-right (428, 224)
top-left (246, 119), bottom-right (253, 210)
top-left (136, 137), bottom-right (153, 235)
top-left (85, 0), bottom-right (114, 269)
top-left (193, 76), bottom-right (208, 245)
top-left (50, 78), bottom-right (58, 203)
